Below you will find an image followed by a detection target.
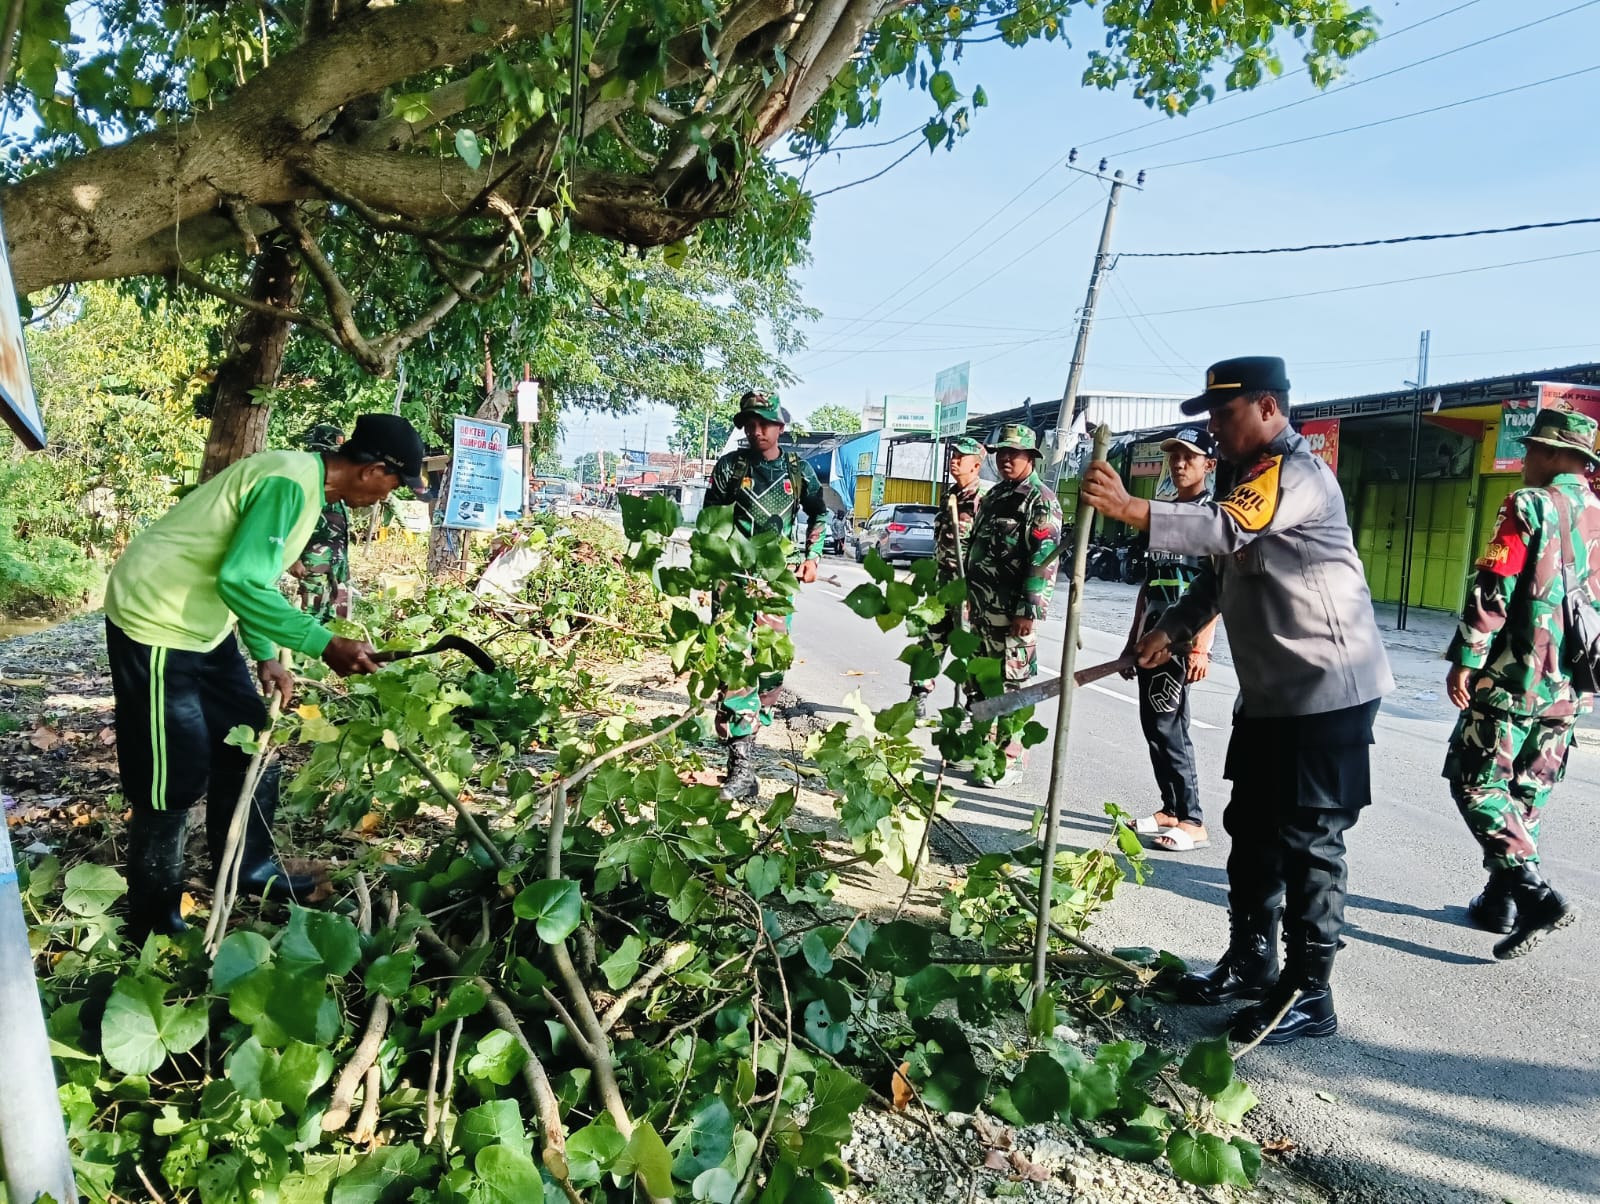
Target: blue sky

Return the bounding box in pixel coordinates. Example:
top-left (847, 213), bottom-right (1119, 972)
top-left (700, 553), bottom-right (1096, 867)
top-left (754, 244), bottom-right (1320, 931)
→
top-left (565, 0), bottom-right (1600, 457)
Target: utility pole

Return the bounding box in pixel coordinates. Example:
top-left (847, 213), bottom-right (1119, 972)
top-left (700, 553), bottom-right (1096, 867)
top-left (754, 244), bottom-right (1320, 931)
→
top-left (1397, 329), bottom-right (1431, 632)
top-left (1044, 154), bottom-right (1144, 485)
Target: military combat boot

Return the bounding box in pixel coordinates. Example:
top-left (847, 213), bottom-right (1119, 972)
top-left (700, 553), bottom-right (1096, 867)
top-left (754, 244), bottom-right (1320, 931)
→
top-left (1177, 910), bottom-right (1280, 1005)
top-left (209, 763), bottom-right (318, 902)
top-left (1493, 864), bottom-right (1576, 960)
top-left (126, 809), bottom-right (191, 941)
top-left (718, 737), bottom-right (761, 803)
top-left (1229, 939), bottom-right (1339, 1047)
top-left (1466, 871), bottom-right (1517, 935)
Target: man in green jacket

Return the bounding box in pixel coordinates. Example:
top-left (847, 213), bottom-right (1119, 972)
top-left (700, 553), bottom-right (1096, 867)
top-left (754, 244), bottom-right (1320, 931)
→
top-left (1444, 407), bottom-right (1599, 959)
top-left (105, 413), bottom-right (427, 938)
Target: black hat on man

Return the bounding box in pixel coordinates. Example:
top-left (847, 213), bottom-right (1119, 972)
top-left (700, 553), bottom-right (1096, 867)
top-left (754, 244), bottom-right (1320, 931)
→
top-left (343, 413), bottom-right (428, 491)
top-left (1180, 356), bottom-right (1292, 416)
top-left (1160, 427), bottom-right (1218, 458)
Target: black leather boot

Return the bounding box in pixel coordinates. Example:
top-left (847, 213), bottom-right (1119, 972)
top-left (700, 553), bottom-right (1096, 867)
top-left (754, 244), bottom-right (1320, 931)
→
top-left (1493, 864), bottom-right (1576, 960)
top-left (718, 737), bottom-right (760, 803)
top-left (1467, 871), bottom-right (1517, 935)
top-left (1230, 939), bottom-right (1339, 1046)
top-left (1177, 911), bottom-right (1280, 1005)
top-left (210, 763), bottom-right (317, 902)
top-left (126, 809), bottom-right (190, 941)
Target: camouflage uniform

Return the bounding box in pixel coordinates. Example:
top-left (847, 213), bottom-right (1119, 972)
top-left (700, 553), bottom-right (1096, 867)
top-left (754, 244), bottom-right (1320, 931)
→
top-left (704, 411), bottom-right (826, 740)
top-left (1443, 467), bottom-right (1600, 869)
top-left (964, 424), bottom-right (1062, 753)
top-left (295, 424), bottom-right (351, 622)
top-left (911, 437), bottom-right (990, 698)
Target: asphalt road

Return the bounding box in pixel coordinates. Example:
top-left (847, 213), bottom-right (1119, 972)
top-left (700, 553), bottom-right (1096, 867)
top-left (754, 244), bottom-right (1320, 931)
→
top-left (786, 556), bottom-right (1598, 1204)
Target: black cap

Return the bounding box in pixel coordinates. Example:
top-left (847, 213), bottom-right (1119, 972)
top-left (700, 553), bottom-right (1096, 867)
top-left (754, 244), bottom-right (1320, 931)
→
top-left (1159, 427), bottom-right (1218, 458)
top-left (1180, 356), bottom-right (1291, 416)
top-left (342, 413), bottom-right (427, 490)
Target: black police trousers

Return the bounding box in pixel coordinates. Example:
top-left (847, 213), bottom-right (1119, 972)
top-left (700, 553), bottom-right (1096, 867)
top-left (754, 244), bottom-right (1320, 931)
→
top-left (1220, 700), bottom-right (1380, 950)
top-left (1136, 660), bottom-right (1202, 825)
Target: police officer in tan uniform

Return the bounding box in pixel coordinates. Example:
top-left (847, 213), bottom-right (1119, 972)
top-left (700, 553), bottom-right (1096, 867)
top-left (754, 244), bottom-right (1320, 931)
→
top-left (1083, 356), bottom-right (1393, 1047)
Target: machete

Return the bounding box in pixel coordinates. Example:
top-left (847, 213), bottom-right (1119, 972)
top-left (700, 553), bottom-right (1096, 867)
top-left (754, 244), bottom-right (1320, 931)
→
top-left (966, 645), bottom-right (1190, 723)
top-left (372, 634), bottom-right (497, 673)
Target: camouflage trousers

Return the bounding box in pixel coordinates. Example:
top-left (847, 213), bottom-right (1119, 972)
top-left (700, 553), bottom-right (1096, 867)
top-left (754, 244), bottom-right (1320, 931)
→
top-left (975, 620), bottom-right (1037, 758)
top-left (717, 612), bottom-right (792, 741)
top-left (1442, 705), bottom-right (1576, 869)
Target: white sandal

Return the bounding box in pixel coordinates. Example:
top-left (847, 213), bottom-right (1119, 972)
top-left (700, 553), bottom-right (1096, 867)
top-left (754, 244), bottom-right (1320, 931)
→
top-left (1151, 828), bottom-right (1211, 852)
top-left (1135, 813), bottom-right (1174, 836)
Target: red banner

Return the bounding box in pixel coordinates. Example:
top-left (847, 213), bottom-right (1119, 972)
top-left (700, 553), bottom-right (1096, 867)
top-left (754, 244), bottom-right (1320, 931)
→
top-left (1300, 418), bottom-right (1340, 473)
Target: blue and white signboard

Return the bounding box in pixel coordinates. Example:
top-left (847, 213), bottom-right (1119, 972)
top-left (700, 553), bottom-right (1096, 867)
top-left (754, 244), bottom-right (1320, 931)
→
top-left (935, 362), bottom-right (970, 438)
top-left (443, 415), bottom-right (509, 531)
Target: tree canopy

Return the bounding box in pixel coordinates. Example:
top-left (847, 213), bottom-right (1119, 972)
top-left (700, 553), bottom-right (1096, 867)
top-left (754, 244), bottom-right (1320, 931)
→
top-left (6, 1), bottom-right (1380, 383)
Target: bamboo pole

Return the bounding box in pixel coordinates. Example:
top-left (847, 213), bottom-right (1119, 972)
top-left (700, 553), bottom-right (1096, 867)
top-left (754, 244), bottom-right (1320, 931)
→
top-left (1032, 424), bottom-right (1111, 998)
top-left (0, 819), bottom-right (79, 1204)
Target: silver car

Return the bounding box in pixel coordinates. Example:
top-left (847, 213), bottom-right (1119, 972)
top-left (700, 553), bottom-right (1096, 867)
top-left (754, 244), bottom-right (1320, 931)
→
top-left (855, 504), bottom-right (938, 564)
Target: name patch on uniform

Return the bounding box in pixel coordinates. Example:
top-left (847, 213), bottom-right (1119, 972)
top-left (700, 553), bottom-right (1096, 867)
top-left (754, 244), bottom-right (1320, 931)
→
top-left (1218, 455), bottom-right (1282, 533)
top-left (1475, 507), bottom-right (1528, 577)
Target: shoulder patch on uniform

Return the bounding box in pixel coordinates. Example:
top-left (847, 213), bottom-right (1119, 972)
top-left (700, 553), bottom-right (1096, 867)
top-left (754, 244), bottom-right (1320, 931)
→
top-left (1217, 455), bottom-right (1282, 533)
top-left (1476, 503), bottom-right (1531, 576)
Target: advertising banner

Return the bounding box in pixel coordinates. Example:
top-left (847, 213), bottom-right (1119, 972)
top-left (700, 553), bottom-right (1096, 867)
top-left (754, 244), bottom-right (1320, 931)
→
top-left (0, 212), bottom-right (44, 450)
top-left (1536, 380), bottom-right (1600, 423)
top-left (934, 362), bottom-right (970, 437)
top-left (443, 415), bottom-right (509, 531)
top-left (1494, 396), bottom-right (1541, 472)
top-left (1299, 418), bottom-right (1341, 473)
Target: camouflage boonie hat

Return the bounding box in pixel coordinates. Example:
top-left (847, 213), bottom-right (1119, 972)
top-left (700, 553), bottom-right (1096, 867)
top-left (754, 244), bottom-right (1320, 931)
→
top-left (949, 436), bottom-right (983, 456)
top-left (1520, 407), bottom-right (1600, 467)
top-left (733, 391), bottom-right (785, 428)
top-left (987, 423), bottom-right (1041, 456)
top-left (302, 423), bottom-right (345, 452)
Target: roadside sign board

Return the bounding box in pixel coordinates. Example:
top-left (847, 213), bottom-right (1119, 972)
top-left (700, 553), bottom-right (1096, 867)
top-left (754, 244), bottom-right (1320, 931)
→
top-left (1494, 396), bottom-right (1541, 472)
top-left (0, 211), bottom-right (44, 449)
top-left (1300, 418), bottom-right (1341, 473)
top-left (935, 362), bottom-right (970, 437)
top-left (443, 415), bottom-right (509, 530)
top-left (884, 395), bottom-right (935, 434)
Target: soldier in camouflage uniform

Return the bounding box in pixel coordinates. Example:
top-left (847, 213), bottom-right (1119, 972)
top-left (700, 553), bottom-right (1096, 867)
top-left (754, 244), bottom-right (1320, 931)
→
top-left (704, 392), bottom-right (827, 802)
top-left (909, 435), bottom-right (990, 718)
top-left (963, 423), bottom-right (1062, 785)
top-left (290, 424), bottom-right (352, 622)
top-left (1443, 407), bottom-right (1599, 959)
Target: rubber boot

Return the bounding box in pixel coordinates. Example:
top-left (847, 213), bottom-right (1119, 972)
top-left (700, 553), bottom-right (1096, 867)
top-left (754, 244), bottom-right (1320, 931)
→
top-left (1493, 864), bottom-right (1576, 960)
top-left (126, 809), bottom-right (190, 941)
top-left (1466, 870), bottom-right (1517, 935)
top-left (718, 737), bottom-right (760, 803)
top-left (1230, 939), bottom-right (1339, 1046)
top-left (1178, 910), bottom-right (1281, 1005)
top-left (209, 763), bottom-right (317, 902)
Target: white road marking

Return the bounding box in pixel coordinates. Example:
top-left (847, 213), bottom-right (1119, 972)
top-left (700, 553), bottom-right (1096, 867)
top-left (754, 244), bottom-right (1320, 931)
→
top-left (1084, 682), bottom-right (1217, 729)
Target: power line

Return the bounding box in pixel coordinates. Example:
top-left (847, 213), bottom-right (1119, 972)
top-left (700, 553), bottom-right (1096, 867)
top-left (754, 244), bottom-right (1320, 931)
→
top-left (1076, 0), bottom-right (1491, 151)
top-left (810, 143), bottom-right (922, 198)
top-left (1110, 0), bottom-right (1600, 161)
top-left (1120, 215), bottom-right (1600, 259)
top-left (1107, 246), bottom-right (1600, 320)
top-left (1152, 63), bottom-right (1600, 170)
top-left (771, 124), bottom-right (923, 165)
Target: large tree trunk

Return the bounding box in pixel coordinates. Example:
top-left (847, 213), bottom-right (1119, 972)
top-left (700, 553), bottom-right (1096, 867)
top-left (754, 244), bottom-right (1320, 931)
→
top-left (199, 234), bottom-right (303, 480)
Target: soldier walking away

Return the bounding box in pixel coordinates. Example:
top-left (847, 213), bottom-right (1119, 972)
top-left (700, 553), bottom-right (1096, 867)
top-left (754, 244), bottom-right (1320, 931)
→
top-left (1442, 408), bottom-right (1597, 959)
top-left (1082, 357), bottom-right (1393, 1047)
top-left (703, 392), bottom-right (827, 802)
top-left (289, 424), bottom-right (353, 622)
top-left (964, 423), bottom-right (1062, 787)
top-left (910, 435), bottom-right (990, 719)
top-left (1121, 429), bottom-right (1221, 853)
top-left (105, 414), bottom-right (425, 940)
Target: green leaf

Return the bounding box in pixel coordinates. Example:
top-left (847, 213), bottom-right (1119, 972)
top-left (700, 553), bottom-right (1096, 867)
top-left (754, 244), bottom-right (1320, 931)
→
top-left (802, 998), bottom-right (848, 1054)
top-left (1086, 1125), bottom-right (1166, 1162)
top-left (599, 935), bottom-right (646, 990)
top-left (101, 977), bottom-right (208, 1076)
top-left (929, 70), bottom-right (961, 110)
top-left (422, 981), bottom-right (488, 1036)
top-left (1027, 988), bottom-right (1056, 1040)
top-left (464, 1029), bottom-right (527, 1087)
top-left (799, 1064), bottom-right (869, 1168)
top-left (365, 951), bottom-right (418, 999)
top-left (743, 854), bottom-right (781, 901)
top-left (567, 1117), bottom-right (628, 1185)
top-left (862, 920), bottom-right (932, 976)
top-left (1166, 1129), bottom-right (1253, 1188)
top-left (61, 862), bottom-right (125, 917)
top-left (1232, 1135), bottom-right (1263, 1183)
top-left (280, 906), bottom-right (361, 978)
top-left (472, 1145), bottom-right (545, 1202)
top-left (1069, 1062), bottom-right (1122, 1122)
top-left (694, 1166), bottom-right (738, 1203)
top-left (619, 1121), bottom-right (675, 1196)
top-left (842, 584), bottom-right (886, 618)
top-left (329, 1143), bottom-right (429, 1203)
top-left (1210, 1078), bottom-right (1260, 1126)
top-left (212, 931), bottom-right (273, 992)
top-left (1009, 1053), bottom-right (1070, 1124)
top-left (457, 1099), bottom-right (528, 1160)
top-left (901, 964), bottom-right (957, 1020)
top-left (909, 1019), bottom-right (984, 1114)
top-left (863, 549), bottom-right (895, 583)
top-left (662, 239), bottom-right (690, 269)
top-left (972, 84), bottom-right (989, 108)
top-left (226, 1037), bottom-right (334, 1115)
top-left (1178, 1037), bottom-right (1234, 1098)
top-left (671, 1097), bottom-right (733, 1179)
top-left (800, 930), bottom-right (835, 975)
top-left (512, 878), bottom-right (584, 943)
top-left (454, 127), bottom-right (483, 170)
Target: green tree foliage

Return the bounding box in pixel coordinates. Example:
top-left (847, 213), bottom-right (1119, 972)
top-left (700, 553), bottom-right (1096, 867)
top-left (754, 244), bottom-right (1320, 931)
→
top-left (802, 404), bottom-right (862, 435)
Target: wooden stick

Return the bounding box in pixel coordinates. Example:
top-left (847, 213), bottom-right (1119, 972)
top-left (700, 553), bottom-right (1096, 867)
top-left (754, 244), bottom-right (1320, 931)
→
top-left (203, 694), bottom-right (283, 955)
top-left (399, 744), bottom-right (509, 871)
